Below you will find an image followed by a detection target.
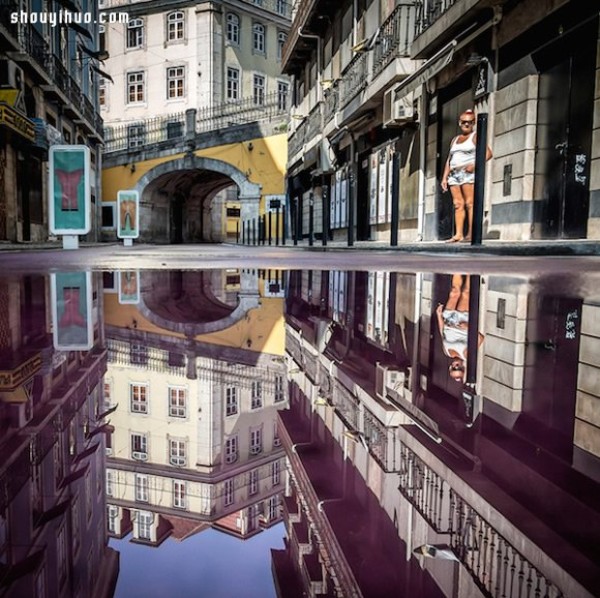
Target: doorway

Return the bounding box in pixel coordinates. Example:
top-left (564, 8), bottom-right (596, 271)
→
top-left (533, 19), bottom-right (596, 239)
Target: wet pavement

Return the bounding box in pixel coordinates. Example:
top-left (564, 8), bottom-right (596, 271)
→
top-left (0, 260), bottom-right (599, 597)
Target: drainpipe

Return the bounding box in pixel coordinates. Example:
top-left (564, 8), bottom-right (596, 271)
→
top-left (416, 83), bottom-right (427, 241)
top-left (298, 27), bottom-right (322, 103)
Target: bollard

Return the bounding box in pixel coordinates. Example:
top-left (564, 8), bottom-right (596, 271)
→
top-left (268, 212), bottom-right (272, 246)
top-left (390, 149), bottom-right (400, 247)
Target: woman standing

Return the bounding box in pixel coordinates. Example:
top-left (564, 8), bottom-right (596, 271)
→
top-left (441, 110), bottom-right (492, 242)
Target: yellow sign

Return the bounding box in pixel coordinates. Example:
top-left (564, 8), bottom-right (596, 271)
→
top-left (0, 102), bottom-right (35, 141)
top-left (0, 354), bottom-right (42, 390)
top-left (0, 89), bottom-right (20, 106)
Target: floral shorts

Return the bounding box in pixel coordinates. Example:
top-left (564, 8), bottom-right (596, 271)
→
top-left (448, 168), bottom-right (474, 186)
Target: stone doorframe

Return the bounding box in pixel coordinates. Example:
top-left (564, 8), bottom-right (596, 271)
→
top-left (134, 154), bottom-right (262, 225)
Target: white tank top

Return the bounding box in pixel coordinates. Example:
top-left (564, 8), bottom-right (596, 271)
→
top-left (449, 132), bottom-right (475, 169)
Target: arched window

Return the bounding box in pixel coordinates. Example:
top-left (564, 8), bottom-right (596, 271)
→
top-left (277, 31), bottom-right (287, 60)
top-left (167, 11), bottom-right (184, 41)
top-left (127, 18), bottom-right (144, 49)
top-left (253, 22), bottom-right (265, 53)
top-left (226, 13), bottom-right (239, 45)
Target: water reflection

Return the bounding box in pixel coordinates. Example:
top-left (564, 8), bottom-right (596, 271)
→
top-left (0, 268), bottom-right (598, 597)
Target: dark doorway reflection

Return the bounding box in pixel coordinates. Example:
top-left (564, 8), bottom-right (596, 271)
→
top-left (1, 268), bottom-right (599, 598)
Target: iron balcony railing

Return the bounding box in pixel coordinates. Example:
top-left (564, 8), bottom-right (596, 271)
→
top-left (196, 91), bottom-right (288, 133)
top-left (339, 52), bottom-right (368, 110)
top-left (288, 117), bottom-right (307, 159)
top-left (0, 0), bottom-right (20, 39)
top-left (323, 87), bottom-right (338, 123)
top-left (397, 441), bottom-right (565, 598)
top-left (372, 3), bottom-right (416, 79)
top-left (414, 0), bottom-right (458, 37)
top-left (18, 24), bottom-right (48, 70)
top-left (107, 339), bottom-right (187, 374)
top-left (104, 92), bottom-right (288, 153)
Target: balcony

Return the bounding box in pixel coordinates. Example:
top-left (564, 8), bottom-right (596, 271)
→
top-left (9, 24), bottom-right (49, 77)
top-left (281, 0), bottom-right (338, 72)
top-left (412, 0), bottom-right (494, 59)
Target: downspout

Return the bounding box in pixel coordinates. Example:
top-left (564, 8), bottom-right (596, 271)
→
top-left (416, 83), bottom-right (427, 241)
top-left (298, 27), bottom-right (322, 103)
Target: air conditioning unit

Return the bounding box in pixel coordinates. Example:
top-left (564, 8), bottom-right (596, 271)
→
top-left (383, 88), bottom-right (416, 128)
top-left (8, 399), bottom-right (33, 429)
top-left (132, 451), bottom-right (148, 461)
top-left (375, 362), bottom-right (405, 400)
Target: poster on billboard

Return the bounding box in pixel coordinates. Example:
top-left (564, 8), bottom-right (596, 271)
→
top-left (386, 145), bottom-right (395, 223)
top-left (48, 146), bottom-right (91, 235)
top-left (51, 272), bottom-right (93, 351)
top-left (369, 153), bottom-right (379, 225)
top-left (118, 271), bottom-right (141, 304)
top-left (117, 190), bottom-right (140, 239)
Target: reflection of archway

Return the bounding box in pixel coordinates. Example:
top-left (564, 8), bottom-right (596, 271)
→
top-left (135, 156), bottom-right (261, 244)
top-left (138, 271), bottom-right (260, 335)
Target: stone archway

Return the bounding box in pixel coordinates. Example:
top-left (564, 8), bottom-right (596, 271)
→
top-left (135, 155), bottom-right (261, 243)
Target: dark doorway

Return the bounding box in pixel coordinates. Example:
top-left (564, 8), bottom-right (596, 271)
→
top-left (521, 294), bottom-right (582, 459)
top-left (437, 85), bottom-right (472, 240)
top-left (171, 194), bottom-right (184, 244)
top-left (356, 151), bottom-right (370, 240)
top-left (16, 155), bottom-right (30, 241)
top-left (533, 19), bottom-right (596, 239)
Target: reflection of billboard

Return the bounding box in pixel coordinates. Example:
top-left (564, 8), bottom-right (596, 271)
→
top-left (49, 145), bottom-right (91, 235)
top-left (51, 272), bottom-right (93, 350)
top-left (118, 271), bottom-right (140, 304)
top-left (117, 190), bottom-right (140, 239)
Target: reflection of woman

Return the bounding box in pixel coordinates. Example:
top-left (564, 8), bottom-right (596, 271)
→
top-left (120, 199), bottom-right (135, 233)
top-left (435, 274), bottom-right (484, 383)
top-left (441, 110), bottom-right (492, 242)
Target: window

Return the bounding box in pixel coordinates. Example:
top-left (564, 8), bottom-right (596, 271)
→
top-left (130, 343), bottom-right (148, 365)
top-left (253, 23), bottom-right (265, 53)
top-left (169, 439), bottom-right (187, 466)
top-left (253, 74), bottom-right (265, 106)
top-left (127, 124), bottom-right (145, 148)
top-left (273, 421), bottom-right (281, 446)
top-left (107, 505), bottom-right (118, 534)
top-left (166, 11), bottom-right (184, 41)
top-left (271, 460), bottom-right (280, 486)
top-left (248, 469), bottom-right (258, 495)
top-left (168, 352), bottom-right (185, 367)
top-left (135, 474), bottom-right (149, 502)
top-left (106, 470), bottom-right (114, 496)
top-left (130, 384), bottom-right (148, 414)
top-left (99, 24), bottom-right (106, 52)
top-left (166, 66), bottom-right (185, 99)
top-left (253, 0), bottom-right (263, 5)
top-left (267, 496), bottom-right (279, 520)
top-left (57, 524), bottom-right (67, 582)
top-left (131, 433), bottom-right (148, 460)
top-left (225, 386), bottom-right (238, 416)
top-left (99, 77), bottom-right (106, 106)
top-left (276, 0), bottom-right (287, 15)
top-left (250, 428), bottom-right (262, 455)
top-left (277, 31), bottom-right (287, 60)
top-left (226, 67), bottom-right (239, 101)
top-left (127, 18), bottom-right (144, 48)
top-left (277, 81), bottom-right (289, 111)
top-left (251, 381), bottom-right (262, 409)
top-left (225, 436), bottom-right (238, 463)
top-left (274, 375), bottom-right (285, 402)
top-left (224, 479), bottom-right (234, 506)
top-left (127, 71), bottom-right (145, 103)
top-left (226, 13), bottom-right (239, 45)
top-left (169, 387), bottom-right (187, 417)
top-left (137, 510), bottom-right (153, 540)
top-left (173, 480), bottom-right (186, 508)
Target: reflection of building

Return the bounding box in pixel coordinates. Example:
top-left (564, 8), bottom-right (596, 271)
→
top-left (0, 275), bottom-right (118, 596)
top-left (103, 269), bottom-right (289, 545)
top-left (283, 0), bottom-right (600, 244)
top-left (278, 269), bottom-right (600, 597)
top-left (0, 5), bottom-right (103, 241)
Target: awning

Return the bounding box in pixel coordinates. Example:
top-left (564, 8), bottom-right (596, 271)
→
top-left (92, 65), bottom-right (114, 83)
top-left (394, 40), bottom-right (457, 102)
top-left (68, 22), bottom-right (93, 41)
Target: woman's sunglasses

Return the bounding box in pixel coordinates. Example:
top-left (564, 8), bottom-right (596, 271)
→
top-left (459, 120), bottom-right (475, 125)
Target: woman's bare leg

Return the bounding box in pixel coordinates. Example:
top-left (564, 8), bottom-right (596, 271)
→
top-left (457, 275), bottom-right (470, 312)
top-left (462, 183), bottom-right (475, 240)
top-left (448, 185), bottom-right (465, 241)
top-left (445, 274), bottom-right (463, 310)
